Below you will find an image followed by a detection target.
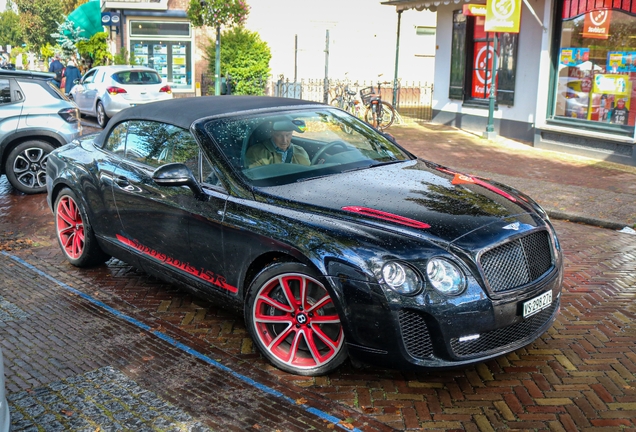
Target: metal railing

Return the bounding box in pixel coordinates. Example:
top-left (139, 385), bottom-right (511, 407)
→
top-left (199, 74), bottom-right (434, 123)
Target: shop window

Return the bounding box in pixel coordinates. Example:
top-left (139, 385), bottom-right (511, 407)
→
top-left (449, 10), bottom-right (518, 106)
top-left (130, 21), bottom-right (192, 91)
top-left (554, 2), bottom-right (636, 131)
top-left (131, 41), bottom-right (191, 90)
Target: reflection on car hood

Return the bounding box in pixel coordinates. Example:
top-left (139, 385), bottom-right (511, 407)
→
top-left (258, 159), bottom-right (541, 244)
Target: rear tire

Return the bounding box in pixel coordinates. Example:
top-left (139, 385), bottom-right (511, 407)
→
top-left (4, 140), bottom-right (54, 194)
top-left (96, 101), bottom-right (109, 128)
top-left (54, 188), bottom-right (111, 267)
top-left (245, 262), bottom-right (347, 376)
top-left (364, 101), bottom-right (396, 129)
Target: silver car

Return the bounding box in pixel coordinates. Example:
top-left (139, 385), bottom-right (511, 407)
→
top-left (0, 347), bottom-right (9, 431)
top-left (69, 66), bottom-right (173, 128)
top-left (0, 69), bottom-right (81, 194)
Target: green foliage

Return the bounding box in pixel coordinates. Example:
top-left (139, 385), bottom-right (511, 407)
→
top-left (9, 45), bottom-right (29, 68)
top-left (113, 48), bottom-right (135, 65)
top-left (187, 0), bottom-right (249, 29)
top-left (61, 0), bottom-right (90, 15)
top-left (205, 26), bottom-right (271, 95)
top-left (40, 44), bottom-right (56, 60)
top-left (76, 32), bottom-right (112, 66)
top-left (51, 20), bottom-right (87, 58)
top-left (13, 0), bottom-right (64, 51)
top-left (0, 9), bottom-right (24, 49)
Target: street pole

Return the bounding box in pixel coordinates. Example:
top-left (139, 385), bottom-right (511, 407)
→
top-left (294, 34), bottom-right (298, 82)
top-left (393, 10), bottom-right (402, 107)
top-left (483, 33), bottom-right (498, 140)
top-left (323, 29), bottom-right (329, 104)
top-left (215, 25), bottom-right (221, 96)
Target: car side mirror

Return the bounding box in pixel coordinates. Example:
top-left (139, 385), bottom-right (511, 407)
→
top-left (152, 163), bottom-right (206, 201)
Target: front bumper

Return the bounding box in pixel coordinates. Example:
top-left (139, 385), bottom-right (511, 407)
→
top-left (330, 262), bottom-right (563, 370)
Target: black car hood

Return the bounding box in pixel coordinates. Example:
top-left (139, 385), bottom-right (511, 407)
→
top-left (256, 159), bottom-right (541, 246)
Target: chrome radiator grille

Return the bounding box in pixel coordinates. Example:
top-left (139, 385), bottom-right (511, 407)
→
top-left (480, 230), bottom-right (553, 293)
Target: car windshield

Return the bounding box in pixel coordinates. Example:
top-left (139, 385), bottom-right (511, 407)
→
top-left (113, 71), bottom-right (161, 85)
top-left (203, 108), bottom-right (413, 186)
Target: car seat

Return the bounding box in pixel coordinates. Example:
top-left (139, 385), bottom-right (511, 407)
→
top-left (129, 72), bottom-right (140, 83)
top-left (241, 121), bottom-right (272, 168)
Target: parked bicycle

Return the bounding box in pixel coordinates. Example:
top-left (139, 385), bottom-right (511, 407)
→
top-left (330, 82), bottom-right (362, 118)
top-left (360, 79), bottom-right (396, 130)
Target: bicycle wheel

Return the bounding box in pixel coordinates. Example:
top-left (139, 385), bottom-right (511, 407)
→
top-left (330, 97), bottom-right (344, 109)
top-left (364, 101), bottom-right (395, 129)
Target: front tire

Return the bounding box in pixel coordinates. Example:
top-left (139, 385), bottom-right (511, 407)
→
top-left (54, 188), bottom-right (111, 267)
top-left (96, 101), bottom-right (109, 128)
top-left (245, 262), bottom-right (347, 376)
top-left (5, 140), bottom-right (54, 194)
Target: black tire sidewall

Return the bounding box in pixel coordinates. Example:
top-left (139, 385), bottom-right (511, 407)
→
top-left (244, 261), bottom-right (348, 376)
top-left (5, 140), bottom-right (55, 194)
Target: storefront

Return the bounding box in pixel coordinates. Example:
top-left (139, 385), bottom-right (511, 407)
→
top-left (101, 0), bottom-right (203, 96)
top-left (383, 0), bottom-right (636, 166)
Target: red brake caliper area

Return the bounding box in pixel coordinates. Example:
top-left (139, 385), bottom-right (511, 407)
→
top-left (253, 274), bottom-right (344, 369)
top-left (56, 196), bottom-right (85, 259)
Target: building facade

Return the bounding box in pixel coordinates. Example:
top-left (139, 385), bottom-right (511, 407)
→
top-left (384, 0), bottom-right (636, 166)
top-left (101, 0), bottom-right (214, 96)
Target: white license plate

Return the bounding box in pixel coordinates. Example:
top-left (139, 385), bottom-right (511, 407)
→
top-left (523, 290), bottom-right (552, 318)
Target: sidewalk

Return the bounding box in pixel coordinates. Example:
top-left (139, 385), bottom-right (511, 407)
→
top-left (390, 122), bottom-right (636, 230)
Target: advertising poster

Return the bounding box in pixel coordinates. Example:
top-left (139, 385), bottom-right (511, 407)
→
top-left (607, 51), bottom-right (636, 72)
top-left (587, 74), bottom-right (631, 124)
top-left (471, 41), bottom-right (497, 98)
top-left (560, 48), bottom-right (590, 66)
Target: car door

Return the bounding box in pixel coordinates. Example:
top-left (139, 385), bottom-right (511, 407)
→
top-left (73, 69), bottom-right (98, 113)
top-left (0, 77), bottom-right (23, 135)
top-left (111, 120), bottom-right (231, 294)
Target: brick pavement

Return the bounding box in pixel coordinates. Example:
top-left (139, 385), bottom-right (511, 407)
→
top-left (0, 251), bottom-right (391, 431)
top-left (6, 218), bottom-right (635, 431)
top-left (1, 121), bottom-right (636, 431)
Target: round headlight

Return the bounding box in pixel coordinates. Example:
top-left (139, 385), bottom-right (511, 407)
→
top-left (426, 258), bottom-right (465, 295)
top-left (381, 262), bottom-right (421, 295)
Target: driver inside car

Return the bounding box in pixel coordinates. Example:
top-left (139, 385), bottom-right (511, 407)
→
top-left (245, 120), bottom-right (310, 168)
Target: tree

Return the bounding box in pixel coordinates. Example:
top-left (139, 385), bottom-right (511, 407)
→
top-left (51, 20), bottom-right (87, 59)
top-left (187, 0), bottom-right (250, 95)
top-left (0, 9), bottom-right (24, 50)
top-left (77, 32), bottom-right (112, 67)
top-left (13, 0), bottom-right (64, 52)
top-left (205, 27), bottom-right (271, 95)
top-left (61, 0), bottom-right (90, 15)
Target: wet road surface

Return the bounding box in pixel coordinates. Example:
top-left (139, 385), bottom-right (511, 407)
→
top-left (0, 171), bottom-right (635, 431)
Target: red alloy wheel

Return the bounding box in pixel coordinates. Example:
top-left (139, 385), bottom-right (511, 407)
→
top-left (56, 195), bottom-right (85, 260)
top-left (252, 273), bottom-right (344, 370)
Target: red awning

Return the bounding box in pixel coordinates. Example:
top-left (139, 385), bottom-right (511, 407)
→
top-left (563, 0), bottom-right (636, 19)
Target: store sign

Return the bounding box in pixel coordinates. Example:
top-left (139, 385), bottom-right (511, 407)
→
top-left (484, 0), bottom-right (521, 33)
top-left (463, 4), bottom-right (487, 16)
top-left (472, 41), bottom-right (497, 98)
top-left (582, 9), bottom-right (610, 39)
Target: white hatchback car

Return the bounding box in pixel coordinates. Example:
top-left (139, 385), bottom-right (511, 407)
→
top-left (0, 347), bottom-right (9, 431)
top-left (69, 65), bottom-right (173, 128)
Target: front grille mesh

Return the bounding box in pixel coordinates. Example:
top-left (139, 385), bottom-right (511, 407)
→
top-left (450, 300), bottom-right (558, 357)
top-left (398, 310), bottom-right (434, 359)
top-left (480, 230), bottom-right (553, 293)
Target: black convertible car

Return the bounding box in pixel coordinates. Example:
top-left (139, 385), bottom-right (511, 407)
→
top-left (46, 96), bottom-right (562, 376)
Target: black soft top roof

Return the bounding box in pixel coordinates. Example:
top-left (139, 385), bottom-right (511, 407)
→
top-left (106, 96), bottom-right (322, 131)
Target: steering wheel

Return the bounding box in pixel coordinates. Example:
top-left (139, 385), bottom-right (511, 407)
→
top-left (311, 141), bottom-right (349, 165)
